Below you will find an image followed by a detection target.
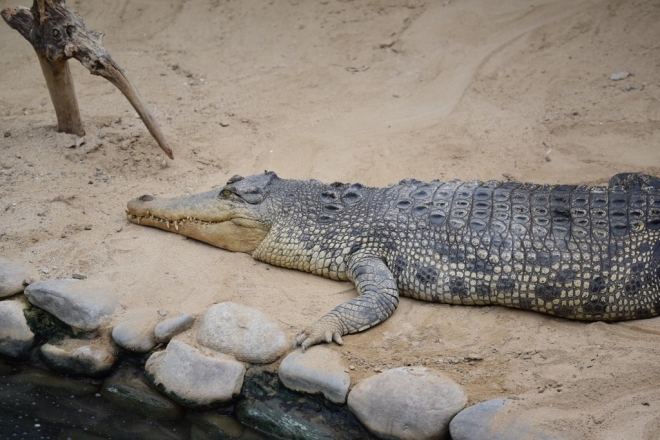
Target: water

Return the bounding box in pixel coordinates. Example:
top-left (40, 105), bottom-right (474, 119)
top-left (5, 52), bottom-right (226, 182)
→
top-left (0, 357), bottom-right (266, 440)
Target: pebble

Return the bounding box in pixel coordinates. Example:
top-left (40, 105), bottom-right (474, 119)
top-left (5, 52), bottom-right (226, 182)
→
top-left (610, 71), bottom-right (630, 81)
top-left (0, 298), bottom-right (35, 358)
top-left (154, 311), bottom-right (195, 343)
top-left (40, 334), bottom-right (118, 377)
top-left (0, 258), bottom-right (37, 298)
top-left (347, 367), bottom-right (467, 440)
top-left (72, 273), bottom-right (87, 280)
top-left (145, 340), bottom-right (245, 408)
top-left (112, 310), bottom-right (162, 352)
top-left (24, 279), bottom-right (118, 331)
top-left (449, 398), bottom-right (567, 440)
top-left (278, 346), bottom-right (350, 404)
top-left (197, 302), bottom-right (288, 364)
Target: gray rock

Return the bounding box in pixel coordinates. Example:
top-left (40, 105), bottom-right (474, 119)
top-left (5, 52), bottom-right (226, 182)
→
top-left (449, 398), bottom-right (567, 440)
top-left (197, 302), bottom-right (288, 364)
top-left (0, 258), bottom-right (36, 298)
top-left (112, 310), bottom-right (162, 352)
top-left (347, 367), bottom-right (467, 440)
top-left (154, 311), bottom-right (195, 343)
top-left (101, 365), bottom-right (183, 420)
top-left (278, 346), bottom-right (350, 404)
top-left (145, 340), bottom-right (245, 408)
top-left (610, 70), bottom-right (631, 81)
top-left (0, 298), bottom-right (35, 358)
top-left (24, 279), bottom-right (117, 331)
top-left (40, 334), bottom-right (118, 377)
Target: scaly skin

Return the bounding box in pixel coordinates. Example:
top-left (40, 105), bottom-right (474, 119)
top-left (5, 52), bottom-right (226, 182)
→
top-left (127, 172), bottom-right (660, 351)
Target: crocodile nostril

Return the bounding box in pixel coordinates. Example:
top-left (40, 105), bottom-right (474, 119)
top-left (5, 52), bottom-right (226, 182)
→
top-left (139, 195), bottom-right (154, 202)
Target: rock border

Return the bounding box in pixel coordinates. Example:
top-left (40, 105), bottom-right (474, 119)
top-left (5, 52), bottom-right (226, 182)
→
top-left (0, 258), bottom-right (562, 440)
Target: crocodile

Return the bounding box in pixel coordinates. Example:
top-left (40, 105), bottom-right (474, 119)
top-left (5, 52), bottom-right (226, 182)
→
top-left (127, 172), bottom-right (660, 350)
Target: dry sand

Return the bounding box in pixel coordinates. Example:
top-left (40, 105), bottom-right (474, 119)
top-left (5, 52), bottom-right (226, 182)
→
top-left (1, 0), bottom-right (660, 438)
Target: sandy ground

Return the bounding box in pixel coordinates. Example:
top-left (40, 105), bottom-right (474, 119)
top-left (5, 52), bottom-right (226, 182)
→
top-left (1, 0), bottom-right (660, 438)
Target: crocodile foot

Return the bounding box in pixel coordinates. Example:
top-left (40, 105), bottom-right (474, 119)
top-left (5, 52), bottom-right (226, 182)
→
top-left (293, 315), bottom-right (345, 352)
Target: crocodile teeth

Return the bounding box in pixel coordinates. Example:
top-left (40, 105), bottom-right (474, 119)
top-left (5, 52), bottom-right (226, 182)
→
top-left (166, 221), bottom-right (170, 228)
top-left (174, 221), bottom-right (179, 231)
top-left (137, 217), bottom-right (141, 224)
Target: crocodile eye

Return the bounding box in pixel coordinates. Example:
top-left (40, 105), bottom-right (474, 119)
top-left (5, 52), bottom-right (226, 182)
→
top-left (52, 28), bottom-right (60, 37)
top-left (220, 189), bottom-right (232, 197)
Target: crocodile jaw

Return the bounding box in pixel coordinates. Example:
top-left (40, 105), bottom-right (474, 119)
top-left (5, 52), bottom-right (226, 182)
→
top-left (126, 190), bottom-right (269, 253)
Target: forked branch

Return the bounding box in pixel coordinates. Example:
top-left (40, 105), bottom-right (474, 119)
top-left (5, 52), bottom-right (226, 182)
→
top-left (2, 0), bottom-right (174, 159)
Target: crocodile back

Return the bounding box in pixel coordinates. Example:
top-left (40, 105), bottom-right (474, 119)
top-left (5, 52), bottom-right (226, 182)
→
top-left (255, 175), bottom-right (660, 322)
top-left (375, 178), bottom-right (660, 321)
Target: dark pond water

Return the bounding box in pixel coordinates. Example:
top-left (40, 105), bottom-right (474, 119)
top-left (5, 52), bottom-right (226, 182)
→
top-left (0, 357), bottom-right (266, 440)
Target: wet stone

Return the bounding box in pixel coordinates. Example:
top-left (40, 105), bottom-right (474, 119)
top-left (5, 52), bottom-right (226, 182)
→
top-left (197, 302), bottom-right (288, 364)
top-left (145, 340), bottom-right (245, 408)
top-left (237, 367), bottom-right (374, 440)
top-left (0, 298), bottom-right (35, 358)
top-left (278, 346), bottom-right (350, 404)
top-left (112, 310), bottom-right (162, 352)
top-left (40, 333), bottom-right (118, 377)
top-left (0, 258), bottom-right (37, 298)
top-left (449, 398), bottom-right (567, 440)
top-left (24, 279), bottom-right (118, 331)
top-left (154, 311), bottom-right (195, 343)
top-left (101, 364), bottom-right (183, 420)
top-left (347, 367), bottom-right (467, 440)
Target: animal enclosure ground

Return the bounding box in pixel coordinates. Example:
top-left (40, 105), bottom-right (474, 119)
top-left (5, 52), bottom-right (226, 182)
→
top-left (1, 0), bottom-right (660, 438)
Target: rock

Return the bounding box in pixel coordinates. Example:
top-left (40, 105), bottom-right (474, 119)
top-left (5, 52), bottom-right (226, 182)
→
top-left (237, 397), bottom-right (336, 440)
top-left (0, 258), bottom-right (36, 298)
top-left (0, 298), bottom-right (35, 358)
top-left (145, 340), bottom-right (245, 408)
top-left (347, 367), bottom-right (467, 440)
top-left (154, 311), bottom-right (195, 343)
top-left (40, 334), bottom-right (118, 377)
top-left (101, 365), bottom-right (183, 420)
top-left (449, 398), bottom-right (567, 440)
top-left (24, 279), bottom-right (118, 331)
top-left (197, 302), bottom-right (288, 364)
top-left (112, 310), bottom-right (162, 352)
top-left (278, 346), bottom-right (350, 404)
top-left (237, 367), bottom-right (375, 440)
top-left (610, 70), bottom-right (631, 81)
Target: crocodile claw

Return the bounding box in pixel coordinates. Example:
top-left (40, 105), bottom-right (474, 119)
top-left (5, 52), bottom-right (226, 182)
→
top-left (294, 326), bottom-right (344, 352)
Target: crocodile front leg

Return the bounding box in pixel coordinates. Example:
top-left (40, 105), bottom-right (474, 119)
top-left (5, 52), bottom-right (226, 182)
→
top-left (294, 253), bottom-right (399, 351)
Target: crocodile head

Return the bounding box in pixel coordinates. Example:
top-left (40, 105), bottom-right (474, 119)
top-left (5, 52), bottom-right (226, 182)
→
top-left (126, 172), bottom-right (278, 253)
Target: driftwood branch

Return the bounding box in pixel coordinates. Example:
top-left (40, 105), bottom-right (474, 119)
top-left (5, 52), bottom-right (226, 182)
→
top-left (1, 0), bottom-right (174, 159)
